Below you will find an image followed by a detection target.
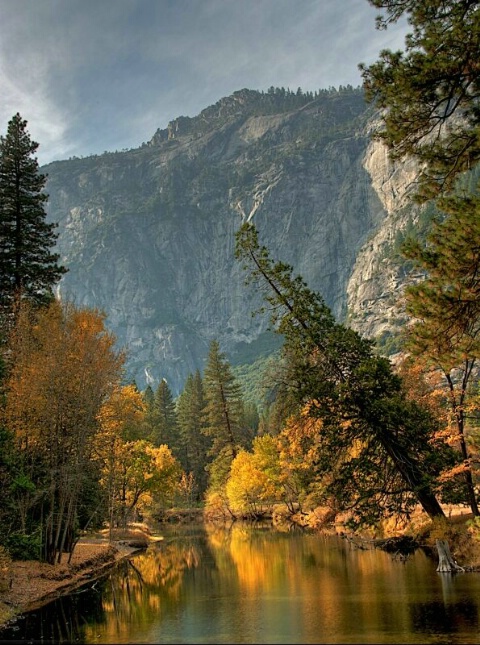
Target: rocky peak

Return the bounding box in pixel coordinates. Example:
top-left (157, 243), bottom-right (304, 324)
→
top-left (43, 87), bottom-right (423, 394)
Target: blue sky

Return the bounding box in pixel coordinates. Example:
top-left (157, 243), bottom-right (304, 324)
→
top-left (0, 0), bottom-right (409, 166)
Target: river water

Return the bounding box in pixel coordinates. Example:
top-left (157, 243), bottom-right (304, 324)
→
top-left (1, 523), bottom-right (480, 644)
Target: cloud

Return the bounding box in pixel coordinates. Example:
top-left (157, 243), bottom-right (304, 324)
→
top-left (0, 0), bottom-right (410, 165)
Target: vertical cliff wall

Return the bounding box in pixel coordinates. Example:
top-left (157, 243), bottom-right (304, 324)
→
top-left (43, 88), bottom-right (419, 393)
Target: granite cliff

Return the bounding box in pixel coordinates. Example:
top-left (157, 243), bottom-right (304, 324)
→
top-left (43, 87), bottom-right (422, 394)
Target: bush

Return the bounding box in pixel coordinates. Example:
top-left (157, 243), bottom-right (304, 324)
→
top-left (4, 532), bottom-right (41, 561)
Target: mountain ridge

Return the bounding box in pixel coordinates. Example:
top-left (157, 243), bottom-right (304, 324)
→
top-left (42, 86), bottom-right (420, 394)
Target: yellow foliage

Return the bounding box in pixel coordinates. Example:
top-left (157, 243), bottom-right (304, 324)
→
top-left (277, 411), bottom-right (321, 468)
top-left (3, 299), bottom-right (124, 454)
top-left (97, 384), bottom-right (145, 438)
top-left (226, 449), bottom-right (278, 514)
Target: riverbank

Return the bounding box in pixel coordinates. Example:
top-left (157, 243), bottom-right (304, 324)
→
top-left (0, 527), bottom-right (156, 629)
top-left (1, 506), bottom-right (479, 631)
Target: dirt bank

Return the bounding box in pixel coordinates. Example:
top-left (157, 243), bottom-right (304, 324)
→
top-left (0, 529), bottom-right (155, 629)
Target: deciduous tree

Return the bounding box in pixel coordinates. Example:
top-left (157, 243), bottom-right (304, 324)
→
top-left (226, 446), bottom-right (277, 518)
top-left (3, 300), bottom-right (124, 563)
top-left (96, 384), bottom-right (146, 533)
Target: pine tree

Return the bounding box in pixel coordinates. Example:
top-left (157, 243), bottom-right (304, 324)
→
top-left (203, 340), bottom-right (248, 490)
top-left (143, 384), bottom-right (155, 410)
top-left (235, 222), bottom-right (457, 526)
top-left (176, 370), bottom-right (210, 499)
top-left (359, 0), bottom-right (480, 521)
top-left (151, 379), bottom-right (179, 452)
top-left (402, 185), bottom-right (480, 516)
top-left (0, 114), bottom-right (66, 319)
top-left (359, 0), bottom-right (480, 199)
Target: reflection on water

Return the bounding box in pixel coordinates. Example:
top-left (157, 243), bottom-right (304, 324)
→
top-left (2, 523), bottom-right (480, 644)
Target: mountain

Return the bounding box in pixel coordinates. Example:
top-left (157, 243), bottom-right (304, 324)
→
top-left (42, 87), bottom-right (423, 395)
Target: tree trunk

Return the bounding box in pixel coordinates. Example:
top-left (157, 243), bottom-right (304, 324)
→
top-left (380, 435), bottom-right (446, 521)
top-left (446, 371), bottom-right (479, 517)
top-left (415, 488), bottom-right (445, 520)
top-left (436, 539), bottom-right (465, 573)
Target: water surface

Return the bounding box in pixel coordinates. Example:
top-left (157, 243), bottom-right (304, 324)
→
top-left (1, 523), bottom-right (480, 644)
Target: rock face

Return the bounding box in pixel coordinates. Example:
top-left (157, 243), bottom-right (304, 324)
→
top-left (346, 119), bottom-right (423, 345)
top-left (43, 87), bottom-right (421, 394)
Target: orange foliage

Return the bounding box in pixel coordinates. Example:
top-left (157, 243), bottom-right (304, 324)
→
top-left (4, 299), bottom-right (124, 453)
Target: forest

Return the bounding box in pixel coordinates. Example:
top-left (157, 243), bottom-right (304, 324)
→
top-left (0, 0), bottom-right (479, 570)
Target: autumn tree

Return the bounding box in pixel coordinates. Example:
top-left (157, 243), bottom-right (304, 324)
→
top-left (2, 300), bottom-right (124, 563)
top-left (147, 444), bottom-right (185, 513)
top-left (0, 114), bottom-right (66, 320)
top-left (402, 188), bottom-right (480, 515)
top-left (235, 222), bottom-right (462, 528)
top-left (97, 383), bottom-right (185, 527)
top-left (359, 0), bottom-right (480, 200)
top-left (96, 384), bottom-right (146, 533)
top-left (275, 411), bottom-right (326, 515)
top-left (115, 441), bottom-right (182, 527)
top-left (226, 442), bottom-right (279, 518)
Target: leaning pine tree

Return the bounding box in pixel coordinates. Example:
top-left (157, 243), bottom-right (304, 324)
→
top-left (235, 222), bottom-right (466, 529)
top-left (0, 113), bottom-right (66, 323)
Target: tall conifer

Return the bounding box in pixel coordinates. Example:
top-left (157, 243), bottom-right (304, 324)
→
top-left (360, 0), bottom-right (480, 199)
top-left (235, 222), bottom-right (455, 526)
top-left (203, 340), bottom-right (248, 489)
top-left (176, 370), bottom-right (210, 499)
top-left (0, 113), bottom-right (66, 319)
top-left (403, 187), bottom-right (480, 516)
top-left (151, 379), bottom-right (179, 451)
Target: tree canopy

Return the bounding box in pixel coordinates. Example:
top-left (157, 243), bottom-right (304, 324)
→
top-left (3, 300), bottom-right (125, 563)
top-left (0, 114), bottom-right (66, 319)
top-left (235, 222), bottom-right (463, 527)
top-left (360, 0), bottom-right (480, 199)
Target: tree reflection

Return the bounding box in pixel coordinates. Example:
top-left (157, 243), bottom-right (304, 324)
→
top-left (3, 525), bottom-right (480, 644)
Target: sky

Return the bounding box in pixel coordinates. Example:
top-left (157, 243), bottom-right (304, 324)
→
top-left (0, 0), bottom-right (410, 167)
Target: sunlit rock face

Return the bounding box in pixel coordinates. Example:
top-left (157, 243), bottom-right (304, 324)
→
top-left (346, 128), bottom-right (422, 344)
top-left (43, 88), bottom-right (418, 394)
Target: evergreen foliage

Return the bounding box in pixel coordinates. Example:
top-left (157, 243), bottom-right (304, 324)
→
top-left (0, 114), bottom-right (66, 318)
top-left (203, 340), bottom-right (250, 491)
top-left (360, 0), bottom-right (480, 517)
top-left (360, 0), bottom-right (480, 199)
top-left (235, 222), bottom-right (461, 527)
top-left (176, 370), bottom-right (210, 500)
top-left (150, 379), bottom-right (179, 452)
top-left (151, 379), bottom-right (177, 447)
top-left (402, 184), bottom-right (480, 515)
top-left (143, 384), bottom-right (155, 411)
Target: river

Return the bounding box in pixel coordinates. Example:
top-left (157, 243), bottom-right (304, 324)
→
top-left (1, 523), bottom-right (480, 644)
